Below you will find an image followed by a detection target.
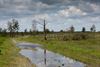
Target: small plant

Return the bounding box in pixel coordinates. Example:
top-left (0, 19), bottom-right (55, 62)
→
top-left (0, 49), bottom-right (1, 55)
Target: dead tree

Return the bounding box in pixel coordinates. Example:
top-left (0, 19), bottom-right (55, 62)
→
top-left (33, 19), bottom-right (47, 40)
top-left (43, 20), bottom-right (47, 40)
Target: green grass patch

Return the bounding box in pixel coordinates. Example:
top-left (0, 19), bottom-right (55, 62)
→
top-left (0, 36), bottom-right (19, 67)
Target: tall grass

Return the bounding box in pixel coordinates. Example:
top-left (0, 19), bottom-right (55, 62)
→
top-left (0, 36), bottom-right (35, 67)
top-left (0, 36), bottom-right (19, 67)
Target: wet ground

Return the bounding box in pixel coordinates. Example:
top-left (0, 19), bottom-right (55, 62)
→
top-left (17, 42), bottom-right (86, 67)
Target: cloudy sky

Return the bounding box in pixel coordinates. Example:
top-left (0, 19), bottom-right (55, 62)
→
top-left (0, 0), bottom-right (100, 31)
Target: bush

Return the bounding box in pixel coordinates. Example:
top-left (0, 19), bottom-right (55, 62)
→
top-left (73, 33), bottom-right (89, 40)
top-left (72, 34), bottom-right (82, 40)
top-left (63, 35), bottom-right (70, 41)
top-left (62, 33), bottom-right (91, 41)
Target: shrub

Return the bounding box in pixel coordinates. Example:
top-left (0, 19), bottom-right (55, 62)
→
top-left (62, 33), bottom-right (91, 41)
top-left (72, 34), bottom-right (82, 40)
top-left (63, 35), bottom-right (69, 41)
top-left (0, 50), bottom-right (1, 55)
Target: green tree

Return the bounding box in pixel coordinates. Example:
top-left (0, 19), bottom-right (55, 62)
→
top-left (82, 27), bottom-right (86, 32)
top-left (12, 19), bottom-right (19, 32)
top-left (7, 21), bottom-right (13, 37)
top-left (60, 30), bottom-right (64, 32)
top-left (7, 19), bottom-right (19, 37)
top-left (0, 28), bottom-right (2, 32)
top-left (8, 21), bottom-right (13, 32)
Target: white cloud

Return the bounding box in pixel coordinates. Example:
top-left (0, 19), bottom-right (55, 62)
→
top-left (35, 2), bottom-right (51, 8)
top-left (32, 14), bottom-right (51, 24)
top-left (58, 6), bottom-right (87, 18)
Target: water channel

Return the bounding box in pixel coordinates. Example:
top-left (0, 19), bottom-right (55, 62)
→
top-left (17, 42), bottom-right (86, 67)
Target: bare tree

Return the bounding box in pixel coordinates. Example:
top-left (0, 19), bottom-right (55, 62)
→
top-left (29, 29), bottom-right (33, 35)
top-left (90, 24), bottom-right (96, 32)
top-left (70, 25), bottom-right (75, 32)
top-left (33, 19), bottom-right (47, 40)
top-left (32, 21), bottom-right (37, 32)
top-left (43, 19), bottom-right (47, 40)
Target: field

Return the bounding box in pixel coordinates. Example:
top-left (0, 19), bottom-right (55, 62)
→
top-left (15, 32), bottom-right (100, 67)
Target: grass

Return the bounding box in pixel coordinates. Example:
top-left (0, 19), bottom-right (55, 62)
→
top-left (0, 36), bottom-right (18, 67)
top-left (15, 33), bottom-right (100, 67)
top-left (0, 36), bottom-right (35, 67)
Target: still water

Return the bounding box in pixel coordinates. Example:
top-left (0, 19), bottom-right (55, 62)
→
top-left (17, 42), bottom-right (86, 67)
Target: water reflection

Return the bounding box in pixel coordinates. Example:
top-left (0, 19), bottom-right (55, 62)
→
top-left (17, 43), bottom-right (86, 67)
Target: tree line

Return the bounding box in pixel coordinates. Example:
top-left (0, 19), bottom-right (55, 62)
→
top-left (0, 18), bottom-right (97, 39)
top-left (60, 24), bottom-right (96, 33)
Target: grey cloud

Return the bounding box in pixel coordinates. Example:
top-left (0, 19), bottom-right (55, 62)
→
top-left (0, 0), bottom-right (52, 19)
top-left (0, 0), bottom-right (100, 20)
top-left (35, 0), bottom-right (100, 5)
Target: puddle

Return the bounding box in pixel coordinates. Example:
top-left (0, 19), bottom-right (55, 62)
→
top-left (17, 43), bottom-right (86, 67)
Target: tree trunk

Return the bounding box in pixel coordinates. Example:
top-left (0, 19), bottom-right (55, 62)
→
top-left (44, 20), bottom-right (47, 40)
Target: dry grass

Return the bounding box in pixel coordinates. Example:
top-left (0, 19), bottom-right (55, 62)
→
top-left (8, 54), bottom-right (36, 67)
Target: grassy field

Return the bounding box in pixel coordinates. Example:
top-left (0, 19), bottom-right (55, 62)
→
top-left (0, 36), bottom-right (35, 67)
top-left (15, 33), bottom-right (100, 67)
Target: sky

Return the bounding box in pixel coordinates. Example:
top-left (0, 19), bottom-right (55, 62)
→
top-left (0, 0), bottom-right (100, 32)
